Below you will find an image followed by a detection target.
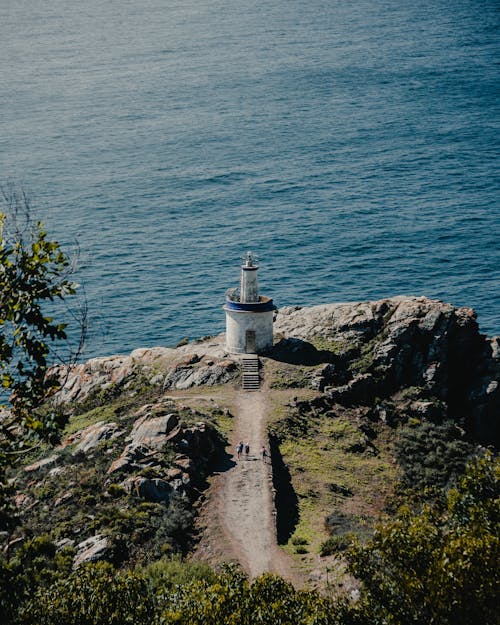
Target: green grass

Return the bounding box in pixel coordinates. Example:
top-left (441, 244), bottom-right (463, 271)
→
top-left (351, 341), bottom-right (376, 373)
top-left (311, 337), bottom-right (350, 355)
top-left (277, 412), bottom-right (397, 559)
top-left (268, 362), bottom-right (314, 389)
top-left (205, 408), bottom-right (234, 439)
top-left (65, 404), bottom-right (119, 435)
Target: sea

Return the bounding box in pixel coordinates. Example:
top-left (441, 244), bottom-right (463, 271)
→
top-left (1, 0), bottom-right (499, 359)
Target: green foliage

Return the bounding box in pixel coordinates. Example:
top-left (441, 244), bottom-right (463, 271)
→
top-left (4, 464), bottom-right (497, 625)
top-left (268, 404), bottom-right (314, 442)
top-left (107, 483), bottom-right (126, 499)
top-left (320, 533), bottom-right (354, 557)
top-left (10, 560), bottom-right (356, 625)
top-left (351, 341), bottom-right (376, 374)
top-left (14, 449), bottom-right (198, 566)
top-left (346, 452), bottom-right (500, 625)
top-left (0, 189), bottom-right (83, 530)
top-left (141, 555), bottom-right (216, 591)
top-left (159, 565), bottom-right (343, 625)
top-left (394, 420), bottom-right (477, 495)
top-left (268, 363), bottom-right (311, 389)
top-left (21, 561), bottom-right (155, 625)
top-left (0, 190), bottom-right (77, 434)
top-left (322, 511), bottom-right (366, 556)
top-left (0, 535), bottom-right (74, 624)
top-left (291, 535), bottom-right (308, 546)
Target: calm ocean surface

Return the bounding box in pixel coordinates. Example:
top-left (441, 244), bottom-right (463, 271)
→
top-left (1, 0), bottom-right (499, 358)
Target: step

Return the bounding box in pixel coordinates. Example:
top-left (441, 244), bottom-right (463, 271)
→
top-left (243, 373), bottom-right (260, 384)
top-left (241, 356), bottom-right (261, 390)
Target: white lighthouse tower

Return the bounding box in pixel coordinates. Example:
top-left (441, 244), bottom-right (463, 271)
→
top-left (224, 252), bottom-right (274, 354)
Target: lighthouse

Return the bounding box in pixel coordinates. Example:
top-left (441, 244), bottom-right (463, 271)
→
top-left (224, 252), bottom-right (274, 354)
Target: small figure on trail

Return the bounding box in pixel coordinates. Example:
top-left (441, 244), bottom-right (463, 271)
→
top-left (261, 446), bottom-right (268, 462)
top-left (236, 441), bottom-right (243, 460)
top-left (244, 442), bottom-right (250, 457)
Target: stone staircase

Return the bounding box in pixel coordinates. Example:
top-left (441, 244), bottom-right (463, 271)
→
top-left (241, 355), bottom-right (260, 391)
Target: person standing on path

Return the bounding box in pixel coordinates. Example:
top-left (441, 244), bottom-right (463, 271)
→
top-left (244, 442), bottom-right (250, 458)
top-left (236, 441), bottom-right (243, 460)
top-left (261, 445), bottom-right (268, 462)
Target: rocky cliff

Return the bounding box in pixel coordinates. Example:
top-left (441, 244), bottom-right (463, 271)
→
top-left (273, 296), bottom-right (499, 445)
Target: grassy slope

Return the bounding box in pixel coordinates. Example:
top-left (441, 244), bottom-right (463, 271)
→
top-left (265, 359), bottom-right (398, 578)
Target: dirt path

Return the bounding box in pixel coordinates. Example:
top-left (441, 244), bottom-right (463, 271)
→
top-left (195, 386), bottom-right (300, 582)
top-left (221, 390), bottom-right (275, 577)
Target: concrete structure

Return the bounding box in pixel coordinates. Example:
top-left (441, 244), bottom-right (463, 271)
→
top-left (224, 252), bottom-right (274, 354)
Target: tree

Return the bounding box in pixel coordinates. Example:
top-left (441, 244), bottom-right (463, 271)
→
top-left (0, 186), bottom-right (85, 528)
top-left (347, 451), bottom-right (500, 625)
top-left (20, 561), bottom-right (155, 625)
top-left (159, 564), bottom-right (343, 625)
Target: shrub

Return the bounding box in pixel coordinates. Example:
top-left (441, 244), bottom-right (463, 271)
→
top-left (20, 561), bottom-right (156, 625)
top-left (141, 555), bottom-right (216, 591)
top-left (346, 452), bottom-right (499, 625)
top-left (291, 536), bottom-right (308, 546)
top-left (394, 420), bottom-right (477, 494)
top-left (159, 565), bottom-right (344, 624)
top-left (0, 535), bottom-right (73, 624)
top-left (107, 483), bottom-right (126, 499)
top-left (320, 533), bottom-right (354, 557)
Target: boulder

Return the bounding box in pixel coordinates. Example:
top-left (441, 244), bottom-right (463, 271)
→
top-left (309, 363), bottom-right (350, 391)
top-left (24, 455), bottom-right (59, 473)
top-left (53, 339), bottom-right (237, 407)
top-left (122, 476), bottom-right (174, 502)
top-left (53, 355), bottom-right (134, 404)
top-left (128, 413), bottom-right (178, 449)
top-left (54, 492), bottom-right (74, 507)
top-left (275, 297), bottom-right (499, 444)
top-left (107, 443), bottom-right (156, 474)
top-left (71, 421), bottom-right (122, 454)
top-left (163, 359), bottom-right (238, 390)
top-left (130, 346), bottom-right (175, 368)
top-left (326, 374), bottom-right (377, 406)
top-left (55, 538), bottom-right (75, 551)
top-left (166, 467), bottom-right (183, 481)
top-left (14, 493), bottom-right (32, 509)
top-left (174, 455), bottom-right (193, 472)
top-left (73, 535), bottom-right (111, 568)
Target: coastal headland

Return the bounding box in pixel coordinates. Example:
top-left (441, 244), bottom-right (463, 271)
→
top-left (8, 296), bottom-right (499, 587)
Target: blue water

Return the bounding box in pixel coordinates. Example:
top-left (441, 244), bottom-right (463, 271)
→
top-left (1, 0), bottom-right (499, 358)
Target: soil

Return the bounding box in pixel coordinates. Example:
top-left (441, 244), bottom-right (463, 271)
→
top-left (194, 384), bottom-right (302, 584)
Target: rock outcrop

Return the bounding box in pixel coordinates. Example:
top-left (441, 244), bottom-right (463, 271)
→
top-left (273, 296), bottom-right (499, 444)
top-left (69, 421), bottom-right (122, 455)
top-left (73, 535), bottom-right (111, 569)
top-left (53, 339), bottom-right (239, 404)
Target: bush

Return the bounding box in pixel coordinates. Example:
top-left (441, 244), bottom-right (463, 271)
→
top-left (142, 555), bottom-right (216, 591)
top-left (395, 421), bottom-right (477, 494)
top-left (291, 536), bottom-right (308, 546)
top-left (320, 533), bottom-right (354, 557)
top-left (0, 535), bottom-right (73, 624)
top-left (346, 452), bottom-right (500, 625)
top-left (159, 565), bottom-right (344, 624)
top-left (20, 562), bottom-right (156, 625)
top-left (107, 483), bottom-right (126, 499)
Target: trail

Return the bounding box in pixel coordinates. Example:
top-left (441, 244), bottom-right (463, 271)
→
top-left (221, 391), bottom-right (275, 577)
top-left (195, 387), bottom-right (299, 582)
